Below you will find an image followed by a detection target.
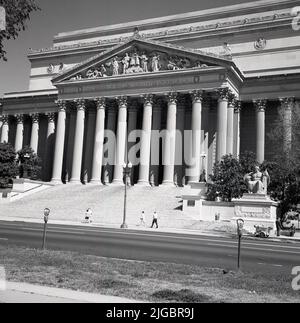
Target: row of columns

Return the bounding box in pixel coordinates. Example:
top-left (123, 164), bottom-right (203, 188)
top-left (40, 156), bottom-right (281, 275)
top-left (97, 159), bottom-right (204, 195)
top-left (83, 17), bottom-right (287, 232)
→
top-left (50, 92), bottom-right (213, 186)
top-left (1, 92), bottom-right (295, 184)
top-left (0, 89), bottom-right (241, 185)
top-left (0, 112), bottom-right (56, 153)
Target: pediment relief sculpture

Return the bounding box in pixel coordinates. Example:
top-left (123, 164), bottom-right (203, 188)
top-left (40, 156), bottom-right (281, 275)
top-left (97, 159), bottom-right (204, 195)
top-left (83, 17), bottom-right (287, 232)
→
top-left (68, 46), bottom-right (216, 81)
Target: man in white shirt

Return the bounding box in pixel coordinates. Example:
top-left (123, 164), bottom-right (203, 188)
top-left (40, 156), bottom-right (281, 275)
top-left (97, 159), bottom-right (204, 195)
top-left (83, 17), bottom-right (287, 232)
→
top-left (151, 211), bottom-right (158, 229)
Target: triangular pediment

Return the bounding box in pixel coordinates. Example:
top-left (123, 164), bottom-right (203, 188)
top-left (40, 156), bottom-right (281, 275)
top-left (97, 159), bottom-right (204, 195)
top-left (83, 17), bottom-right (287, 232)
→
top-left (52, 38), bottom-right (240, 84)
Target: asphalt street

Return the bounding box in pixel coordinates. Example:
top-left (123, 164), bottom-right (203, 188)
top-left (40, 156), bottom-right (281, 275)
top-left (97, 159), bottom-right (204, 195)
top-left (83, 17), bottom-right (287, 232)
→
top-left (0, 220), bottom-right (299, 275)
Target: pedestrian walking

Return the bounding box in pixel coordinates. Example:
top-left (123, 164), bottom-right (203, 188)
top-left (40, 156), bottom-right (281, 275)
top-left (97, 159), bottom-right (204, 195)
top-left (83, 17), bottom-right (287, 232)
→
top-left (151, 211), bottom-right (159, 229)
top-left (85, 208), bottom-right (93, 223)
top-left (140, 211), bottom-right (146, 227)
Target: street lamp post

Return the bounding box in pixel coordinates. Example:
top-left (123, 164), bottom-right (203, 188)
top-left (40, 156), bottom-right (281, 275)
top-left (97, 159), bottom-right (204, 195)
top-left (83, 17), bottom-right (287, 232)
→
top-left (121, 162), bottom-right (132, 229)
top-left (236, 218), bottom-right (244, 270)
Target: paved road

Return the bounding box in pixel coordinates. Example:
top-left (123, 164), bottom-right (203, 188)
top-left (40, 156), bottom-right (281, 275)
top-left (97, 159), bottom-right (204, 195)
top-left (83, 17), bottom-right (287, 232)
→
top-left (0, 221), bottom-right (299, 274)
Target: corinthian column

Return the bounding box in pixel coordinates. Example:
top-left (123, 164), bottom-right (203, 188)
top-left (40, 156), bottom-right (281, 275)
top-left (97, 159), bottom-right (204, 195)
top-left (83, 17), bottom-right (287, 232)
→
top-left (162, 92), bottom-right (177, 186)
top-left (138, 94), bottom-right (153, 185)
top-left (0, 115), bottom-right (9, 143)
top-left (30, 113), bottom-right (40, 153)
top-left (112, 96), bottom-right (128, 185)
top-left (216, 88), bottom-right (229, 161)
top-left (51, 100), bottom-right (67, 184)
top-left (233, 101), bottom-right (242, 158)
top-left (70, 99), bottom-right (86, 183)
top-left (254, 99), bottom-right (267, 163)
top-left (188, 90), bottom-right (203, 183)
top-left (90, 98), bottom-right (106, 184)
top-left (14, 114), bottom-right (24, 152)
top-left (280, 97), bottom-right (294, 156)
top-left (226, 93), bottom-right (236, 155)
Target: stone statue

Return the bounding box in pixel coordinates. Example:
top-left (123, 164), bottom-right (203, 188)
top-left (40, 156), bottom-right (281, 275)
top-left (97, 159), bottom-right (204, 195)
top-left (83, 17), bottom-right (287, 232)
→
top-left (112, 57), bottom-right (120, 76)
top-left (244, 166), bottom-right (270, 195)
top-left (151, 53), bottom-right (160, 72)
top-left (130, 50), bottom-right (140, 67)
top-left (140, 52), bottom-right (149, 72)
top-left (100, 64), bottom-right (107, 77)
top-left (167, 57), bottom-right (180, 70)
top-left (122, 53), bottom-right (130, 74)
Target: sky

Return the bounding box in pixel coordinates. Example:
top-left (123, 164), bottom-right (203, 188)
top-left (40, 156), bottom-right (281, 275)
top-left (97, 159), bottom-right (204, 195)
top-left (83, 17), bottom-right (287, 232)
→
top-left (0, 0), bottom-right (257, 97)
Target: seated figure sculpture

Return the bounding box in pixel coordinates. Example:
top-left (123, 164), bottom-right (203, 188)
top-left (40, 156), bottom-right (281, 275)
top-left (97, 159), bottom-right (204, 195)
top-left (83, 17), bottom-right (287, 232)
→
top-left (244, 166), bottom-right (270, 195)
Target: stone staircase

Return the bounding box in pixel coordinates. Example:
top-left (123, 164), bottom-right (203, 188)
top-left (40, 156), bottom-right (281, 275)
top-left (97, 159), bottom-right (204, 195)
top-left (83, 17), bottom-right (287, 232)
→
top-left (0, 184), bottom-right (198, 229)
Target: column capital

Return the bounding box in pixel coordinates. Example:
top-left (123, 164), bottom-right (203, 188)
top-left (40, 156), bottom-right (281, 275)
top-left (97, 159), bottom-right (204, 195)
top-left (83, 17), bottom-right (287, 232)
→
top-left (30, 113), bottom-right (40, 123)
top-left (253, 99), bottom-right (267, 112)
top-left (15, 114), bottom-right (24, 124)
top-left (0, 114), bottom-right (9, 125)
top-left (216, 87), bottom-right (231, 101)
top-left (116, 96), bottom-right (128, 107)
top-left (74, 99), bottom-right (86, 111)
top-left (95, 97), bottom-right (106, 109)
top-left (234, 100), bottom-right (242, 114)
top-left (190, 90), bottom-right (203, 104)
top-left (56, 100), bottom-right (67, 112)
top-left (166, 92), bottom-right (178, 104)
top-left (46, 112), bottom-right (56, 123)
top-left (142, 94), bottom-right (154, 105)
top-left (228, 92), bottom-right (237, 108)
top-left (279, 97), bottom-right (295, 109)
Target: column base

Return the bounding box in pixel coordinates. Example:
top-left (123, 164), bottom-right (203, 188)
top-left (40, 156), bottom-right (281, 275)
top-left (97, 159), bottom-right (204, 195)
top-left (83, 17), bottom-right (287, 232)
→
top-left (50, 179), bottom-right (64, 185)
top-left (69, 179), bottom-right (82, 184)
top-left (111, 179), bottom-right (124, 186)
top-left (137, 180), bottom-right (151, 187)
top-left (161, 181), bottom-right (175, 187)
top-left (89, 180), bottom-right (103, 186)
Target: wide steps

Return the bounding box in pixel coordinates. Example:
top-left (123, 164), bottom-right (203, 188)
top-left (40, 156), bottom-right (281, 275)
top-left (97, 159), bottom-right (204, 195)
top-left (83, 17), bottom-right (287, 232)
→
top-left (0, 184), bottom-right (197, 229)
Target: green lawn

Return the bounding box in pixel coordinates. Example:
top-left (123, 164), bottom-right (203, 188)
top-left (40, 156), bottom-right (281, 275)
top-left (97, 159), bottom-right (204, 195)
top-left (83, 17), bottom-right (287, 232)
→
top-left (1, 245), bottom-right (299, 303)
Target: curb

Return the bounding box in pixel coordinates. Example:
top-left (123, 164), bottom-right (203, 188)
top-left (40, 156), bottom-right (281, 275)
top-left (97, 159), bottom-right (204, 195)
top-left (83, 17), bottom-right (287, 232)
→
top-left (5, 282), bottom-right (141, 303)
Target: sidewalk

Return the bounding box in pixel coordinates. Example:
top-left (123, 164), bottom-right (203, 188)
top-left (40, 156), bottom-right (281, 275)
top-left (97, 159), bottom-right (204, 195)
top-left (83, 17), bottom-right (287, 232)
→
top-left (1, 215), bottom-right (300, 243)
top-left (0, 282), bottom-right (141, 303)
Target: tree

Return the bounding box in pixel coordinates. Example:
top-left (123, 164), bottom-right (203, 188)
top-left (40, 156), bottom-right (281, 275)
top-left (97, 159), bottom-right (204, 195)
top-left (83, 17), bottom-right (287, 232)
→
top-left (0, 142), bottom-right (18, 188)
top-left (239, 151), bottom-right (258, 174)
top-left (267, 101), bottom-right (300, 170)
top-left (0, 0), bottom-right (40, 61)
top-left (207, 155), bottom-right (248, 202)
top-left (18, 146), bottom-right (41, 180)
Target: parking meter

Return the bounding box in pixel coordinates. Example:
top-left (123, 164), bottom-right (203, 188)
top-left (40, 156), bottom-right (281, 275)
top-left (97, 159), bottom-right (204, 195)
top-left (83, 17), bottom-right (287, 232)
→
top-left (42, 208), bottom-right (50, 250)
top-left (44, 208), bottom-right (50, 223)
top-left (237, 218), bottom-right (244, 237)
top-left (236, 218), bottom-right (244, 270)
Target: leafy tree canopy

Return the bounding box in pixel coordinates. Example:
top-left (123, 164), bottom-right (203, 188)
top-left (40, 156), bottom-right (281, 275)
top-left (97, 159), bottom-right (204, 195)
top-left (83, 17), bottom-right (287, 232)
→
top-left (0, 0), bottom-right (40, 61)
top-left (207, 154), bottom-right (248, 202)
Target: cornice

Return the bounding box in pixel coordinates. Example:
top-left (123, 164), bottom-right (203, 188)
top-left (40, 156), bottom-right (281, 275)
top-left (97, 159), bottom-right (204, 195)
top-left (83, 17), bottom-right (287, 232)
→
top-left (28, 10), bottom-right (293, 59)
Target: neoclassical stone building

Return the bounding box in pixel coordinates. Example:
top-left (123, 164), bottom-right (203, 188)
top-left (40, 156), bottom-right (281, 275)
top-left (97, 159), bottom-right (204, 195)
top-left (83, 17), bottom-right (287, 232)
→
top-left (0, 0), bottom-right (299, 186)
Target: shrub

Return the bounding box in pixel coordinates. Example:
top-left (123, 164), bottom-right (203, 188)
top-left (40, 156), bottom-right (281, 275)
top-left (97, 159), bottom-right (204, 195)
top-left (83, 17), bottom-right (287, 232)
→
top-left (17, 146), bottom-right (42, 180)
top-left (0, 142), bottom-right (18, 188)
top-left (207, 155), bottom-right (247, 202)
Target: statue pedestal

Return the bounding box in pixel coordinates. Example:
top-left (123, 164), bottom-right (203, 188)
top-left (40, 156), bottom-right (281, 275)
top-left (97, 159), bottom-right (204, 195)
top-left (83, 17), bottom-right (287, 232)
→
top-left (233, 194), bottom-right (278, 235)
top-left (182, 182), bottom-right (207, 218)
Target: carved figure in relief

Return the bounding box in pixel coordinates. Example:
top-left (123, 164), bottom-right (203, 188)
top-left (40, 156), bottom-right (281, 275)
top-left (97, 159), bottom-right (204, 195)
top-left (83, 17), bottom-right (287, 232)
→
top-left (151, 53), bottom-right (160, 72)
top-left (130, 50), bottom-right (141, 67)
top-left (140, 52), bottom-right (149, 72)
top-left (122, 53), bottom-right (130, 74)
top-left (100, 64), bottom-right (108, 77)
top-left (112, 57), bottom-right (120, 76)
top-left (167, 57), bottom-right (180, 70)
